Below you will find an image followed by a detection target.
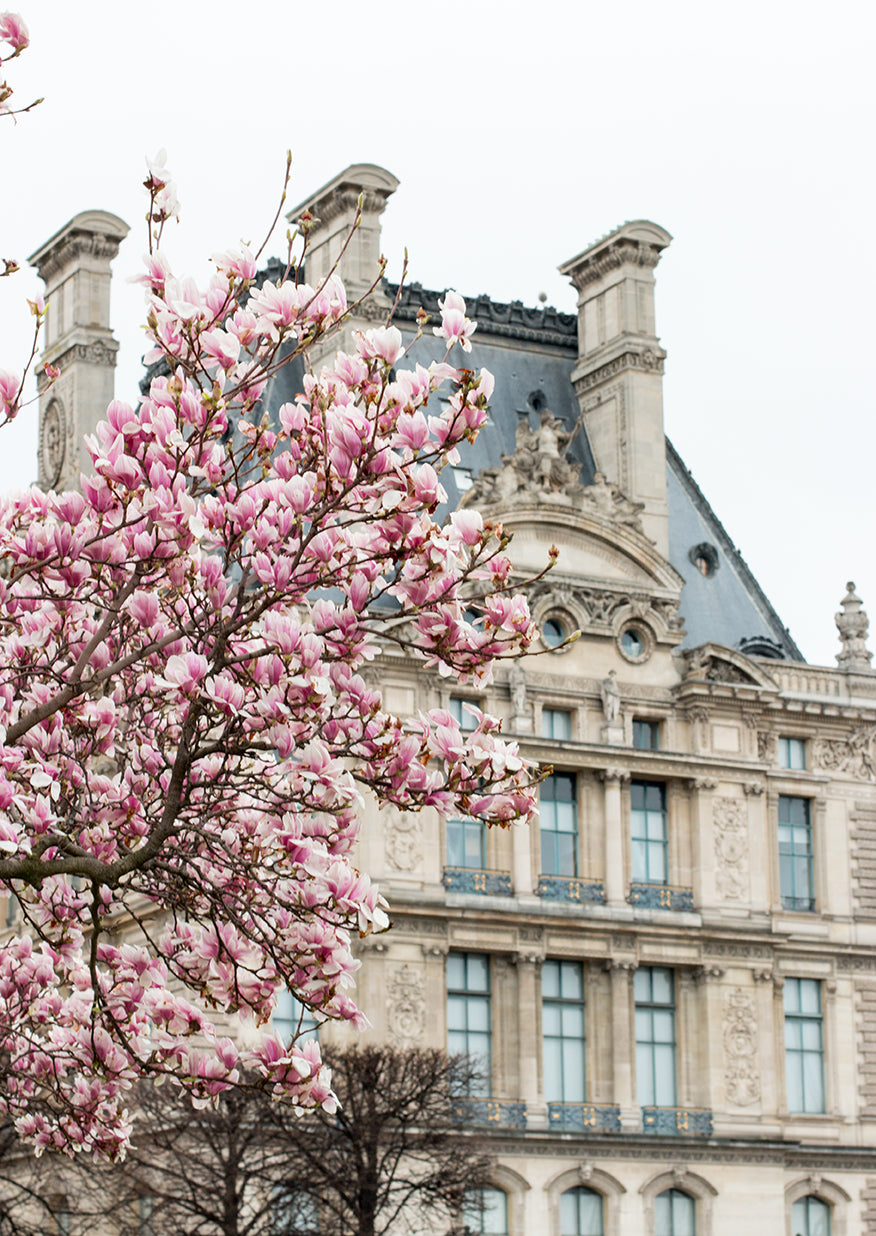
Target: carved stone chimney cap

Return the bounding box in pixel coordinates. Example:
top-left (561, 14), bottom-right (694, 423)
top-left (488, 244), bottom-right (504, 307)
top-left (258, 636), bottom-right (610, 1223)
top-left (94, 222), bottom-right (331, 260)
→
top-left (287, 163), bottom-right (399, 225)
top-left (559, 219), bottom-right (672, 289)
top-left (28, 209), bottom-right (130, 277)
top-left (836, 580), bottom-right (873, 671)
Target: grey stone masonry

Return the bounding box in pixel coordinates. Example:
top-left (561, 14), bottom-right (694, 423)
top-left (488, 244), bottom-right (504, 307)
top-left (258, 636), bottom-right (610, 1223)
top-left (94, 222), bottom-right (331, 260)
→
top-left (863, 1178), bottom-right (876, 1233)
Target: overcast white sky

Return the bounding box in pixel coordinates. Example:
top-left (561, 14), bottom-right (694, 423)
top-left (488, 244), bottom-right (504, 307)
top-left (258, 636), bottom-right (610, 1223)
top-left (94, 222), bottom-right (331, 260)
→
top-left (1, 0), bottom-right (873, 666)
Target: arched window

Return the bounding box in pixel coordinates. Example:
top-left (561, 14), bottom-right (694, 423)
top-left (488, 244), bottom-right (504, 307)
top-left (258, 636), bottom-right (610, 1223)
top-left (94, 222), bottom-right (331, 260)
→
top-left (560, 1186), bottom-right (604, 1236)
top-left (655, 1189), bottom-right (695, 1236)
top-left (463, 1187), bottom-right (509, 1234)
top-left (792, 1196), bottom-right (831, 1236)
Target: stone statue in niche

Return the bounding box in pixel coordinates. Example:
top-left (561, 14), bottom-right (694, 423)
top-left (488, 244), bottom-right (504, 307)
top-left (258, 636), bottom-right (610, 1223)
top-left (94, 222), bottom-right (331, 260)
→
top-left (508, 661), bottom-right (531, 732)
top-left (600, 670), bottom-right (620, 722)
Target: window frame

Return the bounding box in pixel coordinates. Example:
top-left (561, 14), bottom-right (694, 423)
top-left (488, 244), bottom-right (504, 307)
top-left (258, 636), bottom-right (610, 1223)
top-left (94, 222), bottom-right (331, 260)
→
top-left (450, 696), bottom-right (480, 733)
top-left (273, 990), bottom-right (319, 1043)
top-left (540, 772), bottom-right (578, 878)
top-left (778, 736), bottom-right (807, 771)
top-left (634, 967), bottom-right (677, 1108)
top-left (632, 719), bottom-right (660, 751)
top-left (778, 795), bottom-right (815, 912)
top-left (630, 781), bottom-right (668, 885)
top-left (542, 707), bottom-right (573, 742)
top-left (559, 1186), bottom-right (605, 1236)
top-left (655, 1188), bottom-right (696, 1236)
top-left (542, 960), bottom-right (587, 1104)
top-left (446, 816), bottom-right (487, 869)
top-left (783, 978), bottom-right (825, 1114)
top-left (447, 952), bottom-right (492, 1095)
top-left (462, 1186), bottom-right (510, 1235)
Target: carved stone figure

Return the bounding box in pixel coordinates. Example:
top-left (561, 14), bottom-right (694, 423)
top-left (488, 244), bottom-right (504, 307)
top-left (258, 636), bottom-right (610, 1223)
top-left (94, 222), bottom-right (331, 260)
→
top-left (386, 963), bottom-right (426, 1048)
top-left (723, 988), bottom-right (760, 1106)
top-left (836, 581), bottom-right (873, 671)
top-left (713, 797), bottom-right (749, 901)
top-left (600, 669), bottom-right (620, 722)
top-left (509, 661), bottom-right (528, 720)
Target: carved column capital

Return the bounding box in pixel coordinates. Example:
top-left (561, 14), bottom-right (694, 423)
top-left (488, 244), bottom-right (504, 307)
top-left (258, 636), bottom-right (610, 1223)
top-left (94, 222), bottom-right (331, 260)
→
top-left (420, 943), bottom-right (449, 959)
top-left (743, 781), bottom-right (765, 796)
top-left (604, 958), bottom-right (638, 974)
top-left (693, 777), bottom-right (718, 792)
top-left (692, 965), bottom-right (725, 984)
top-left (600, 767), bottom-right (631, 784)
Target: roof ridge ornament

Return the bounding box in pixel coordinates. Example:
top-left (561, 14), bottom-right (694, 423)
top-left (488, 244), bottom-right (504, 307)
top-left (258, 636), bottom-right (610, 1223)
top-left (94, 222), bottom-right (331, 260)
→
top-left (836, 581), bottom-right (873, 671)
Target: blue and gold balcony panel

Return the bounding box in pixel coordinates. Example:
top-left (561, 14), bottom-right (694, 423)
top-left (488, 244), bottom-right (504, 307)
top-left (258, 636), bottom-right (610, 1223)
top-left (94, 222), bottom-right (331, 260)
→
top-left (628, 883), bottom-right (694, 912)
top-left (537, 875), bottom-right (606, 904)
top-left (548, 1103), bottom-right (622, 1133)
top-left (642, 1107), bottom-right (713, 1136)
top-left (451, 1099), bottom-right (527, 1129)
top-left (442, 867), bottom-right (512, 896)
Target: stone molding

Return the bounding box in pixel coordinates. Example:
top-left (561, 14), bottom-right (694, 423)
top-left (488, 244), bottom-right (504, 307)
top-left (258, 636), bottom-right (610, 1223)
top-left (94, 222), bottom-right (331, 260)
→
top-left (573, 346), bottom-right (666, 395)
top-left (713, 797), bottom-right (749, 901)
top-left (723, 988), bottom-right (761, 1106)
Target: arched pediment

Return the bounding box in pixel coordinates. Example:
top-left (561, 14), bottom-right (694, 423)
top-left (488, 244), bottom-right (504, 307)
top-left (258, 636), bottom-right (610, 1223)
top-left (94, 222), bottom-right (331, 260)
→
top-left (678, 643), bottom-right (780, 692)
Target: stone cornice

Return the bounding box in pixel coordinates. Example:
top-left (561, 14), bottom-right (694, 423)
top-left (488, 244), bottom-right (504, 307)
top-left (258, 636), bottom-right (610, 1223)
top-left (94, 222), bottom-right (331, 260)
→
top-left (573, 347), bottom-right (666, 395)
top-left (37, 338), bottom-right (119, 389)
top-left (559, 220), bottom-right (672, 292)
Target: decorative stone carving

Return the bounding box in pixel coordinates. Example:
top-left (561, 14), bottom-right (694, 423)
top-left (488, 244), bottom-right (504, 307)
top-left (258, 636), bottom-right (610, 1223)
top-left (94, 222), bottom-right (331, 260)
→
top-left (713, 797), bottom-right (749, 901)
top-left (684, 647), bottom-right (756, 685)
top-left (39, 398), bottom-right (66, 490)
top-left (386, 963), bottom-right (426, 1048)
top-left (723, 989), bottom-right (760, 1106)
top-left (813, 727), bottom-right (876, 780)
top-left (384, 807), bottom-right (423, 871)
top-left (462, 410), bottom-right (644, 530)
top-left (600, 670), bottom-right (620, 722)
top-left (757, 731), bottom-right (776, 763)
top-left (836, 581), bottom-right (873, 671)
top-left (508, 661), bottom-right (531, 732)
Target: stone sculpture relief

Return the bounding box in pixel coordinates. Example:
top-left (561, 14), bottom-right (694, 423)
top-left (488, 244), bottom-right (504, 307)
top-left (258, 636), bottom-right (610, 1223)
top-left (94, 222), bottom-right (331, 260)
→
top-left (813, 727), bottom-right (876, 781)
top-left (462, 408), bottom-right (644, 530)
top-left (723, 988), bottom-right (761, 1106)
top-left (386, 963), bottom-right (426, 1048)
top-left (384, 806), bottom-right (423, 871)
top-left (713, 797), bottom-right (749, 901)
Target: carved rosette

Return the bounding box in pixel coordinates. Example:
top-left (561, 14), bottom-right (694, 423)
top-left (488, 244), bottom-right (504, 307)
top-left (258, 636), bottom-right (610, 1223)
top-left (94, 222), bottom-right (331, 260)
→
top-left (713, 797), bottom-right (749, 901)
top-left (723, 988), bottom-right (761, 1106)
top-left (386, 963), bottom-right (426, 1048)
top-left (383, 807), bottom-right (423, 872)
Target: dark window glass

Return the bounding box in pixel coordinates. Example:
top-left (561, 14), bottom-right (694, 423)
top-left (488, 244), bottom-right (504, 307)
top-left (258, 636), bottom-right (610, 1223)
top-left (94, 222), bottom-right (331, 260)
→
top-left (633, 719), bottom-right (660, 750)
top-left (631, 781), bottom-right (667, 884)
top-left (560, 1186), bottom-right (604, 1235)
top-left (447, 953), bottom-right (491, 1095)
top-left (779, 796), bottom-right (814, 911)
top-left (784, 979), bottom-right (825, 1113)
top-left (542, 960), bottom-right (586, 1102)
top-left (635, 967), bottom-right (676, 1106)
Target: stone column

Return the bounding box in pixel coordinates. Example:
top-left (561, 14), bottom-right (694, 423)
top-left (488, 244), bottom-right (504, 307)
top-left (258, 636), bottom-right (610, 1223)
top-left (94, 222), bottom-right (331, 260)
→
top-left (605, 959), bottom-right (639, 1128)
top-left (601, 768), bottom-right (629, 905)
top-left (692, 777), bottom-right (718, 907)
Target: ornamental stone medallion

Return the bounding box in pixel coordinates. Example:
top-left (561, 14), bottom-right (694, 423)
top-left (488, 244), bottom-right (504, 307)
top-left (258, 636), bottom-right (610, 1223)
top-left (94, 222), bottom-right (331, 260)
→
top-left (386, 963), bottom-right (426, 1047)
top-left (40, 398), bottom-right (66, 489)
top-left (713, 797), bottom-right (749, 901)
top-left (723, 988), bottom-right (760, 1106)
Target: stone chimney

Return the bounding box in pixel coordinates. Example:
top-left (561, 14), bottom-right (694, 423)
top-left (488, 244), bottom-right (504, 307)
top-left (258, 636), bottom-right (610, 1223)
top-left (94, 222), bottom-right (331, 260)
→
top-left (286, 163), bottom-right (398, 363)
top-left (559, 221), bottom-right (672, 555)
top-left (29, 209), bottom-right (129, 491)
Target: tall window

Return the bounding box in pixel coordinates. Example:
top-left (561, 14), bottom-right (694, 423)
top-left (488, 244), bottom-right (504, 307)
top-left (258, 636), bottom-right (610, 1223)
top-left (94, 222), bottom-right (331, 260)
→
top-left (779, 736), bottom-right (807, 770)
top-left (542, 708), bottom-right (572, 741)
top-left (450, 696), bottom-right (478, 732)
top-left (272, 1188), bottom-right (319, 1235)
top-left (635, 967), bottom-right (677, 1106)
top-left (560, 1187), bottom-right (604, 1235)
top-left (779, 796), bottom-right (814, 911)
top-left (633, 719), bottom-right (660, 751)
top-left (447, 953), bottom-right (491, 1095)
top-left (791, 1195), bottom-right (831, 1236)
top-left (542, 960), bottom-right (586, 1103)
top-left (655, 1189), bottom-right (696, 1236)
top-left (462, 1188), bottom-right (509, 1235)
top-left (630, 781), bottom-right (667, 884)
top-left (273, 990), bottom-right (319, 1043)
top-left (447, 817), bottom-right (486, 868)
top-left (784, 978), bottom-right (825, 1113)
top-left (540, 773), bottom-right (577, 876)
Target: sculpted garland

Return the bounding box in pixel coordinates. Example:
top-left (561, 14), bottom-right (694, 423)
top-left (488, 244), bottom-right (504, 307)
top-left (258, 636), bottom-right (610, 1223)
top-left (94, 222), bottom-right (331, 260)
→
top-left (0, 15), bottom-right (545, 1159)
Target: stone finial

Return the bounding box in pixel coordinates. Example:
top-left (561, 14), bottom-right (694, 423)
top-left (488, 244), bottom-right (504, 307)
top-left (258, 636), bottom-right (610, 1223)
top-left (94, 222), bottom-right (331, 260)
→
top-left (836, 581), bottom-right (873, 671)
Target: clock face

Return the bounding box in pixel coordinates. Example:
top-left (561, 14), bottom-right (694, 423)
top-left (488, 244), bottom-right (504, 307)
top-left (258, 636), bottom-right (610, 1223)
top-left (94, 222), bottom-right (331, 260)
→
top-left (41, 399), bottom-right (66, 489)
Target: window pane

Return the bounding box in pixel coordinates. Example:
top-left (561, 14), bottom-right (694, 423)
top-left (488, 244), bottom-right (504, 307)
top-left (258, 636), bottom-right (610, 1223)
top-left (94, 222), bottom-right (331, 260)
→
top-left (274, 990), bottom-right (319, 1042)
top-left (655, 1189), bottom-right (695, 1236)
top-left (630, 781), bottom-right (667, 883)
top-left (447, 954), bottom-right (491, 1095)
top-left (543, 708), bottom-right (572, 740)
top-left (635, 968), bottom-right (676, 1107)
top-left (560, 1187), bottom-right (604, 1236)
top-left (784, 978), bottom-right (824, 1113)
top-left (541, 774), bottom-right (578, 876)
top-left (542, 959), bottom-right (586, 1102)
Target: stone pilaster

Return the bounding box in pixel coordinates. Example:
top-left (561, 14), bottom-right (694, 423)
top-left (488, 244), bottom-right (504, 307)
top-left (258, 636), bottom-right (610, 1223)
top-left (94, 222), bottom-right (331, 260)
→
top-left (605, 958), bottom-right (638, 1128)
top-left (600, 768), bottom-right (629, 905)
top-left (29, 210), bottom-right (129, 491)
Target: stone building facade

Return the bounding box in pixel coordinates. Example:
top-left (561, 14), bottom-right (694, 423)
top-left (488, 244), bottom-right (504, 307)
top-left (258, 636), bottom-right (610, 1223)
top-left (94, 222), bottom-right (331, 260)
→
top-left (29, 170), bottom-right (876, 1236)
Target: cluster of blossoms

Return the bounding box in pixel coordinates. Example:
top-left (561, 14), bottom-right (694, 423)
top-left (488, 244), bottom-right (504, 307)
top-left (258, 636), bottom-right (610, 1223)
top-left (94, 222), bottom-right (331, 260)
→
top-left (0, 143), bottom-right (544, 1159)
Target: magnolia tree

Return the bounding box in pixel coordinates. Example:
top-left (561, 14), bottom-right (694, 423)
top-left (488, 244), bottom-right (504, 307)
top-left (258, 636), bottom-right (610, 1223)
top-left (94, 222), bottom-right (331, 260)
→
top-left (0, 16), bottom-right (545, 1161)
